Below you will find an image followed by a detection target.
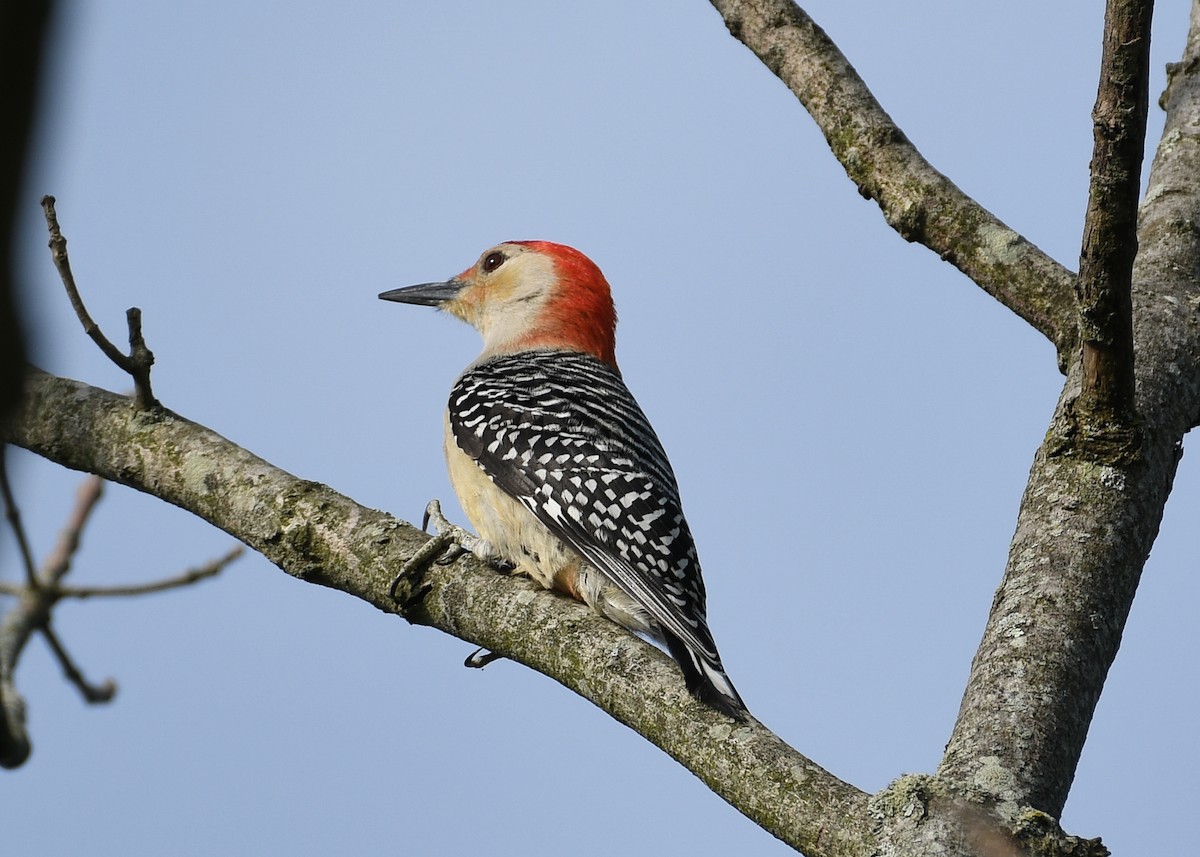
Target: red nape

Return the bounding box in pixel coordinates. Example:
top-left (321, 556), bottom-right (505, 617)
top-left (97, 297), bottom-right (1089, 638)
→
top-left (510, 241), bottom-right (619, 369)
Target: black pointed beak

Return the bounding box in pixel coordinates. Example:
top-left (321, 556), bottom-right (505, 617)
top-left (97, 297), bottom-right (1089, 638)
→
top-left (378, 279), bottom-right (466, 307)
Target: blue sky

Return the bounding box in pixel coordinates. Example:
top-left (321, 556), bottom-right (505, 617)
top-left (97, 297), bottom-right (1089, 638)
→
top-left (5, 2), bottom-right (1196, 854)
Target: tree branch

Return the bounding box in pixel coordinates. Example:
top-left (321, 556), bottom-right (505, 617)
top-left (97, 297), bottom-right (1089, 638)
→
top-left (708, 0), bottom-right (1079, 360)
top-left (3, 369), bottom-right (873, 855)
top-left (1136, 5), bottom-right (1200, 437)
top-left (1074, 0), bottom-right (1153, 421)
top-left (938, 3), bottom-right (1200, 817)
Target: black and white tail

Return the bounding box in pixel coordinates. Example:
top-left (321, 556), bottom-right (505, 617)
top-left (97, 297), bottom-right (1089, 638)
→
top-left (664, 632), bottom-right (748, 721)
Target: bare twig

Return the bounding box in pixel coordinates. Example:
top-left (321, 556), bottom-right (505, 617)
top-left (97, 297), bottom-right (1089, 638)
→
top-left (41, 622), bottom-right (116, 704)
top-left (0, 466), bottom-right (238, 767)
top-left (40, 474), bottom-right (105, 582)
top-left (39, 197), bottom-right (128, 368)
top-left (39, 196), bottom-right (159, 409)
top-left (0, 544), bottom-right (243, 599)
top-left (708, 0), bottom-right (1080, 362)
top-left (124, 307), bottom-right (156, 409)
top-left (0, 475), bottom-right (104, 767)
top-left (0, 446), bottom-right (38, 586)
top-left (1075, 0), bottom-right (1153, 421)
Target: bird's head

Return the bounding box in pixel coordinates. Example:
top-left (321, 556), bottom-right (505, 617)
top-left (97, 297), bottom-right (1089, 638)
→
top-left (381, 241), bottom-right (618, 368)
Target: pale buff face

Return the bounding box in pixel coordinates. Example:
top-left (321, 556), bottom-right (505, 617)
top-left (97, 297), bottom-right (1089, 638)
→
top-left (442, 243), bottom-right (559, 354)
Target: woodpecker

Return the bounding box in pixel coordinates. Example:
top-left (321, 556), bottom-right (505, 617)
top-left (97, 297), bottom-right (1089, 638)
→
top-left (380, 241), bottom-right (747, 720)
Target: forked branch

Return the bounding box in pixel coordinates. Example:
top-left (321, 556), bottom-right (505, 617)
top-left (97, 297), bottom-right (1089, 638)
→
top-left (0, 468), bottom-right (237, 768)
top-left (40, 196), bottom-right (159, 410)
top-left (0, 473), bottom-right (105, 767)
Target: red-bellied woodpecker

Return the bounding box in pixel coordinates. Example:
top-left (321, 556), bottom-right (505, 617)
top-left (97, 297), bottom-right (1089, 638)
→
top-left (380, 241), bottom-right (747, 720)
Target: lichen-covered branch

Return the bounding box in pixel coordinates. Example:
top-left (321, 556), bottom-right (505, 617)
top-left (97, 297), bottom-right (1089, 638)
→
top-left (3, 369), bottom-right (872, 856)
top-left (1139, 1), bottom-right (1200, 436)
top-left (707, 0), bottom-right (1079, 358)
top-left (936, 372), bottom-right (1178, 817)
top-left (709, 0), bottom-right (1200, 835)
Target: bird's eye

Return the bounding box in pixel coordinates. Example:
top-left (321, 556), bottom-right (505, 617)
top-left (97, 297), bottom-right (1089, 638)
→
top-left (482, 251), bottom-right (506, 273)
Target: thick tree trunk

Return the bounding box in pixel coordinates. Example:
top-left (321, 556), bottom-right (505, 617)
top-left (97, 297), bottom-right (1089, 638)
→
top-left (942, 0), bottom-right (1200, 816)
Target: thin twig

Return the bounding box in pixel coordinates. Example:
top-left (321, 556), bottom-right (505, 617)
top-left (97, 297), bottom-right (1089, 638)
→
top-left (0, 447), bottom-right (38, 587)
top-left (39, 196), bottom-right (159, 409)
top-left (0, 474), bottom-right (104, 767)
top-left (40, 196), bottom-right (128, 368)
top-left (0, 544), bottom-right (243, 599)
top-left (41, 622), bottom-right (116, 704)
top-left (39, 474), bottom-right (105, 584)
top-left (0, 467), bottom-right (237, 765)
top-left (1075, 0), bottom-right (1153, 421)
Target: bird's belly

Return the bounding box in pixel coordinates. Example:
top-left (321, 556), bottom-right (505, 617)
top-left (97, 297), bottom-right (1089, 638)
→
top-left (444, 435), bottom-right (655, 636)
top-left (444, 434), bottom-right (576, 591)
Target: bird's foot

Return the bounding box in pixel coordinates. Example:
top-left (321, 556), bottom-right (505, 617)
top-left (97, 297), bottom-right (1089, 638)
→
top-left (388, 499), bottom-right (473, 608)
top-left (422, 499), bottom-right (516, 572)
top-left (390, 501), bottom-right (511, 669)
top-left (464, 647), bottom-right (505, 669)
top-left (389, 499), bottom-right (514, 610)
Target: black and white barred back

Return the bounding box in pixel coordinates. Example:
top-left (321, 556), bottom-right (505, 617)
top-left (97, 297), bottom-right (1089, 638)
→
top-left (448, 348), bottom-right (746, 717)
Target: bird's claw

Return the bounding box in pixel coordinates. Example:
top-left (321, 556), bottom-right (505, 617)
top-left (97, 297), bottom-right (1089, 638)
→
top-left (422, 499), bottom-right (485, 556)
top-left (389, 500), bottom-right (482, 608)
top-left (464, 647), bottom-right (506, 669)
top-left (422, 499), bottom-right (514, 570)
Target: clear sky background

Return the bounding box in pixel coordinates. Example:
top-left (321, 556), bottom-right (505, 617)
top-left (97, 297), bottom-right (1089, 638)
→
top-left (4, 2), bottom-right (1196, 855)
